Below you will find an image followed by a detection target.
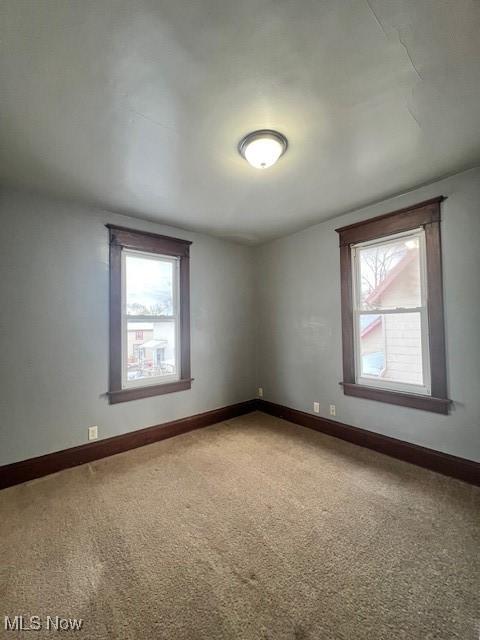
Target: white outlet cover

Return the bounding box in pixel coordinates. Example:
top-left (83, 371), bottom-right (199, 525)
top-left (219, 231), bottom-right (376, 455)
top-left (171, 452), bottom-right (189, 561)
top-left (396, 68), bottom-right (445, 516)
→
top-left (88, 425), bottom-right (98, 440)
top-left (313, 402), bottom-right (320, 413)
top-left (258, 387), bottom-right (263, 397)
top-left (329, 405), bottom-right (336, 416)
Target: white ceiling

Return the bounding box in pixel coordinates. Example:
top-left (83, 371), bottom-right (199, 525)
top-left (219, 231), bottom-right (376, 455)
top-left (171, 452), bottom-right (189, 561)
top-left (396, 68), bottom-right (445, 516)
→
top-left (1, 0), bottom-right (479, 243)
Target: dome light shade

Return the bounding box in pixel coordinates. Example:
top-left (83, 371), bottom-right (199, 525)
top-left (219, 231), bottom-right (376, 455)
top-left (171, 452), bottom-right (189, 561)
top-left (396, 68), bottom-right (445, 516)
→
top-left (238, 130), bottom-right (288, 169)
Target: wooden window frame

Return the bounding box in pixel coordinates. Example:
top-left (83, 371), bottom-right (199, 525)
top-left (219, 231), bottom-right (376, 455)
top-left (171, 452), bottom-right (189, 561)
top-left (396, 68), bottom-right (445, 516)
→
top-left (335, 197), bottom-right (450, 414)
top-left (107, 225), bottom-right (192, 404)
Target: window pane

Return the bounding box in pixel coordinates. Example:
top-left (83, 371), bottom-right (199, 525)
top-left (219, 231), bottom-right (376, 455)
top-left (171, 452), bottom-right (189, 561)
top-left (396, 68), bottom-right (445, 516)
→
top-left (358, 236), bottom-right (421, 310)
top-left (359, 315), bottom-right (385, 377)
top-left (126, 254), bottom-right (174, 316)
top-left (359, 313), bottom-right (423, 385)
top-left (126, 321), bottom-right (176, 381)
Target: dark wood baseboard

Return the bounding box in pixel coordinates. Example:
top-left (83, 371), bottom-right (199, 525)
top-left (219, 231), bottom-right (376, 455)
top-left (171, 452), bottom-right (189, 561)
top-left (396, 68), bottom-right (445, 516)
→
top-left (257, 400), bottom-right (480, 486)
top-left (2, 398), bottom-right (478, 490)
top-left (0, 400), bottom-right (257, 490)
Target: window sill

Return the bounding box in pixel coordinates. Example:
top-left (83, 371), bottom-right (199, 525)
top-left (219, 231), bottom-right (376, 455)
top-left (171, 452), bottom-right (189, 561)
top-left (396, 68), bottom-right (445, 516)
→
top-left (341, 382), bottom-right (450, 414)
top-left (108, 378), bottom-right (193, 404)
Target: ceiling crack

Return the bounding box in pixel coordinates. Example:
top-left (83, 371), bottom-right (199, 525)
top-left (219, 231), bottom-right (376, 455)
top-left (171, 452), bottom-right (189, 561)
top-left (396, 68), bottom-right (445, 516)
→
top-left (126, 105), bottom-right (179, 136)
top-left (364, 0), bottom-right (423, 83)
top-left (364, 0), bottom-right (388, 38)
top-left (397, 30), bottom-right (423, 81)
top-left (406, 103), bottom-right (422, 130)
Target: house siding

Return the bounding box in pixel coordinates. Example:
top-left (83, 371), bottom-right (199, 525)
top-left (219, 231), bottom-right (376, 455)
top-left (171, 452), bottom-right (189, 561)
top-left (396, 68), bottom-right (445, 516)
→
top-left (384, 313), bottom-right (422, 384)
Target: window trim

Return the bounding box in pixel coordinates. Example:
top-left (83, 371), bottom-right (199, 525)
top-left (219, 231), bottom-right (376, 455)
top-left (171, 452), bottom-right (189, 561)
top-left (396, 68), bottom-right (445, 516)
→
top-left (107, 225), bottom-right (192, 404)
top-left (335, 197), bottom-right (450, 414)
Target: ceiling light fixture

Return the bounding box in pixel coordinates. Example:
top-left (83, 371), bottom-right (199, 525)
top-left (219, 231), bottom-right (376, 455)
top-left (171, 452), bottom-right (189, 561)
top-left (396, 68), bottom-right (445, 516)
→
top-left (238, 129), bottom-right (288, 169)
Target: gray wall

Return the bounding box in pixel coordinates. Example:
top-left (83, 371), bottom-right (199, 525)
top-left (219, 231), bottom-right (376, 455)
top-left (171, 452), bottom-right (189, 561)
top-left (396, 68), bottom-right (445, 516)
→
top-left (1, 168), bottom-right (479, 466)
top-left (0, 189), bottom-right (255, 465)
top-left (256, 168), bottom-right (480, 462)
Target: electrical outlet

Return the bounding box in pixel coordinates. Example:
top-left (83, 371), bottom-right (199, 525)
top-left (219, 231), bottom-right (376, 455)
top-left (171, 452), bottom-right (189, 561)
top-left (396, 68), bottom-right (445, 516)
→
top-left (313, 402), bottom-right (320, 413)
top-left (258, 387), bottom-right (263, 398)
top-left (88, 425), bottom-right (98, 441)
top-left (329, 404), bottom-right (336, 417)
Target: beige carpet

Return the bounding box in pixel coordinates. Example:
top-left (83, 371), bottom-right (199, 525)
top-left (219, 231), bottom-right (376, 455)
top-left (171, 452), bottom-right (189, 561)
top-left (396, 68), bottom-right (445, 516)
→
top-left (1, 412), bottom-right (479, 640)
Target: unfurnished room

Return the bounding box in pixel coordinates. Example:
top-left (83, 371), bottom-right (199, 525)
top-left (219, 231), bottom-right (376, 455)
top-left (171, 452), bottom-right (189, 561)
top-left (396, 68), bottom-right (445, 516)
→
top-left (0, 1), bottom-right (479, 639)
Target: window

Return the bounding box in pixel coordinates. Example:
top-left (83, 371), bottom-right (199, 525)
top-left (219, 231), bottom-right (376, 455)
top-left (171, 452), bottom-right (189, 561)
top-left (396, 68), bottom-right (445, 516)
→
top-left (336, 198), bottom-right (449, 414)
top-left (107, 225), bottom-right (191, 404)
top-left (354, 228), bottom-right (430, 394)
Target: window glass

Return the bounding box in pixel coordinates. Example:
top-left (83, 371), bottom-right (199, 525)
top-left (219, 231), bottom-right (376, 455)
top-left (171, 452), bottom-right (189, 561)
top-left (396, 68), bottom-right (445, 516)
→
top-left (358, 313), bottom-right (423, 385)
top-left (126, 254), bottom-right (173, 316)
top-left (126, 321), bottom-right (176, 382)
top-left (123, 251), bottom-right (178, 387)
top-left (354, 230), bottom-right (429, 393)
top-left (358, 236), bottom-right (421, 310)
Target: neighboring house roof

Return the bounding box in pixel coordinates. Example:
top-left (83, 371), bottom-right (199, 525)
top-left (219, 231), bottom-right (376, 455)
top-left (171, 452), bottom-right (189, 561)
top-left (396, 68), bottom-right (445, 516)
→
top-left (364, 250), bottom-right (415, 306)
top-left (140, 339), bottom-right (168, 349)
top-left (360, 315), bottom-right (381, 338)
